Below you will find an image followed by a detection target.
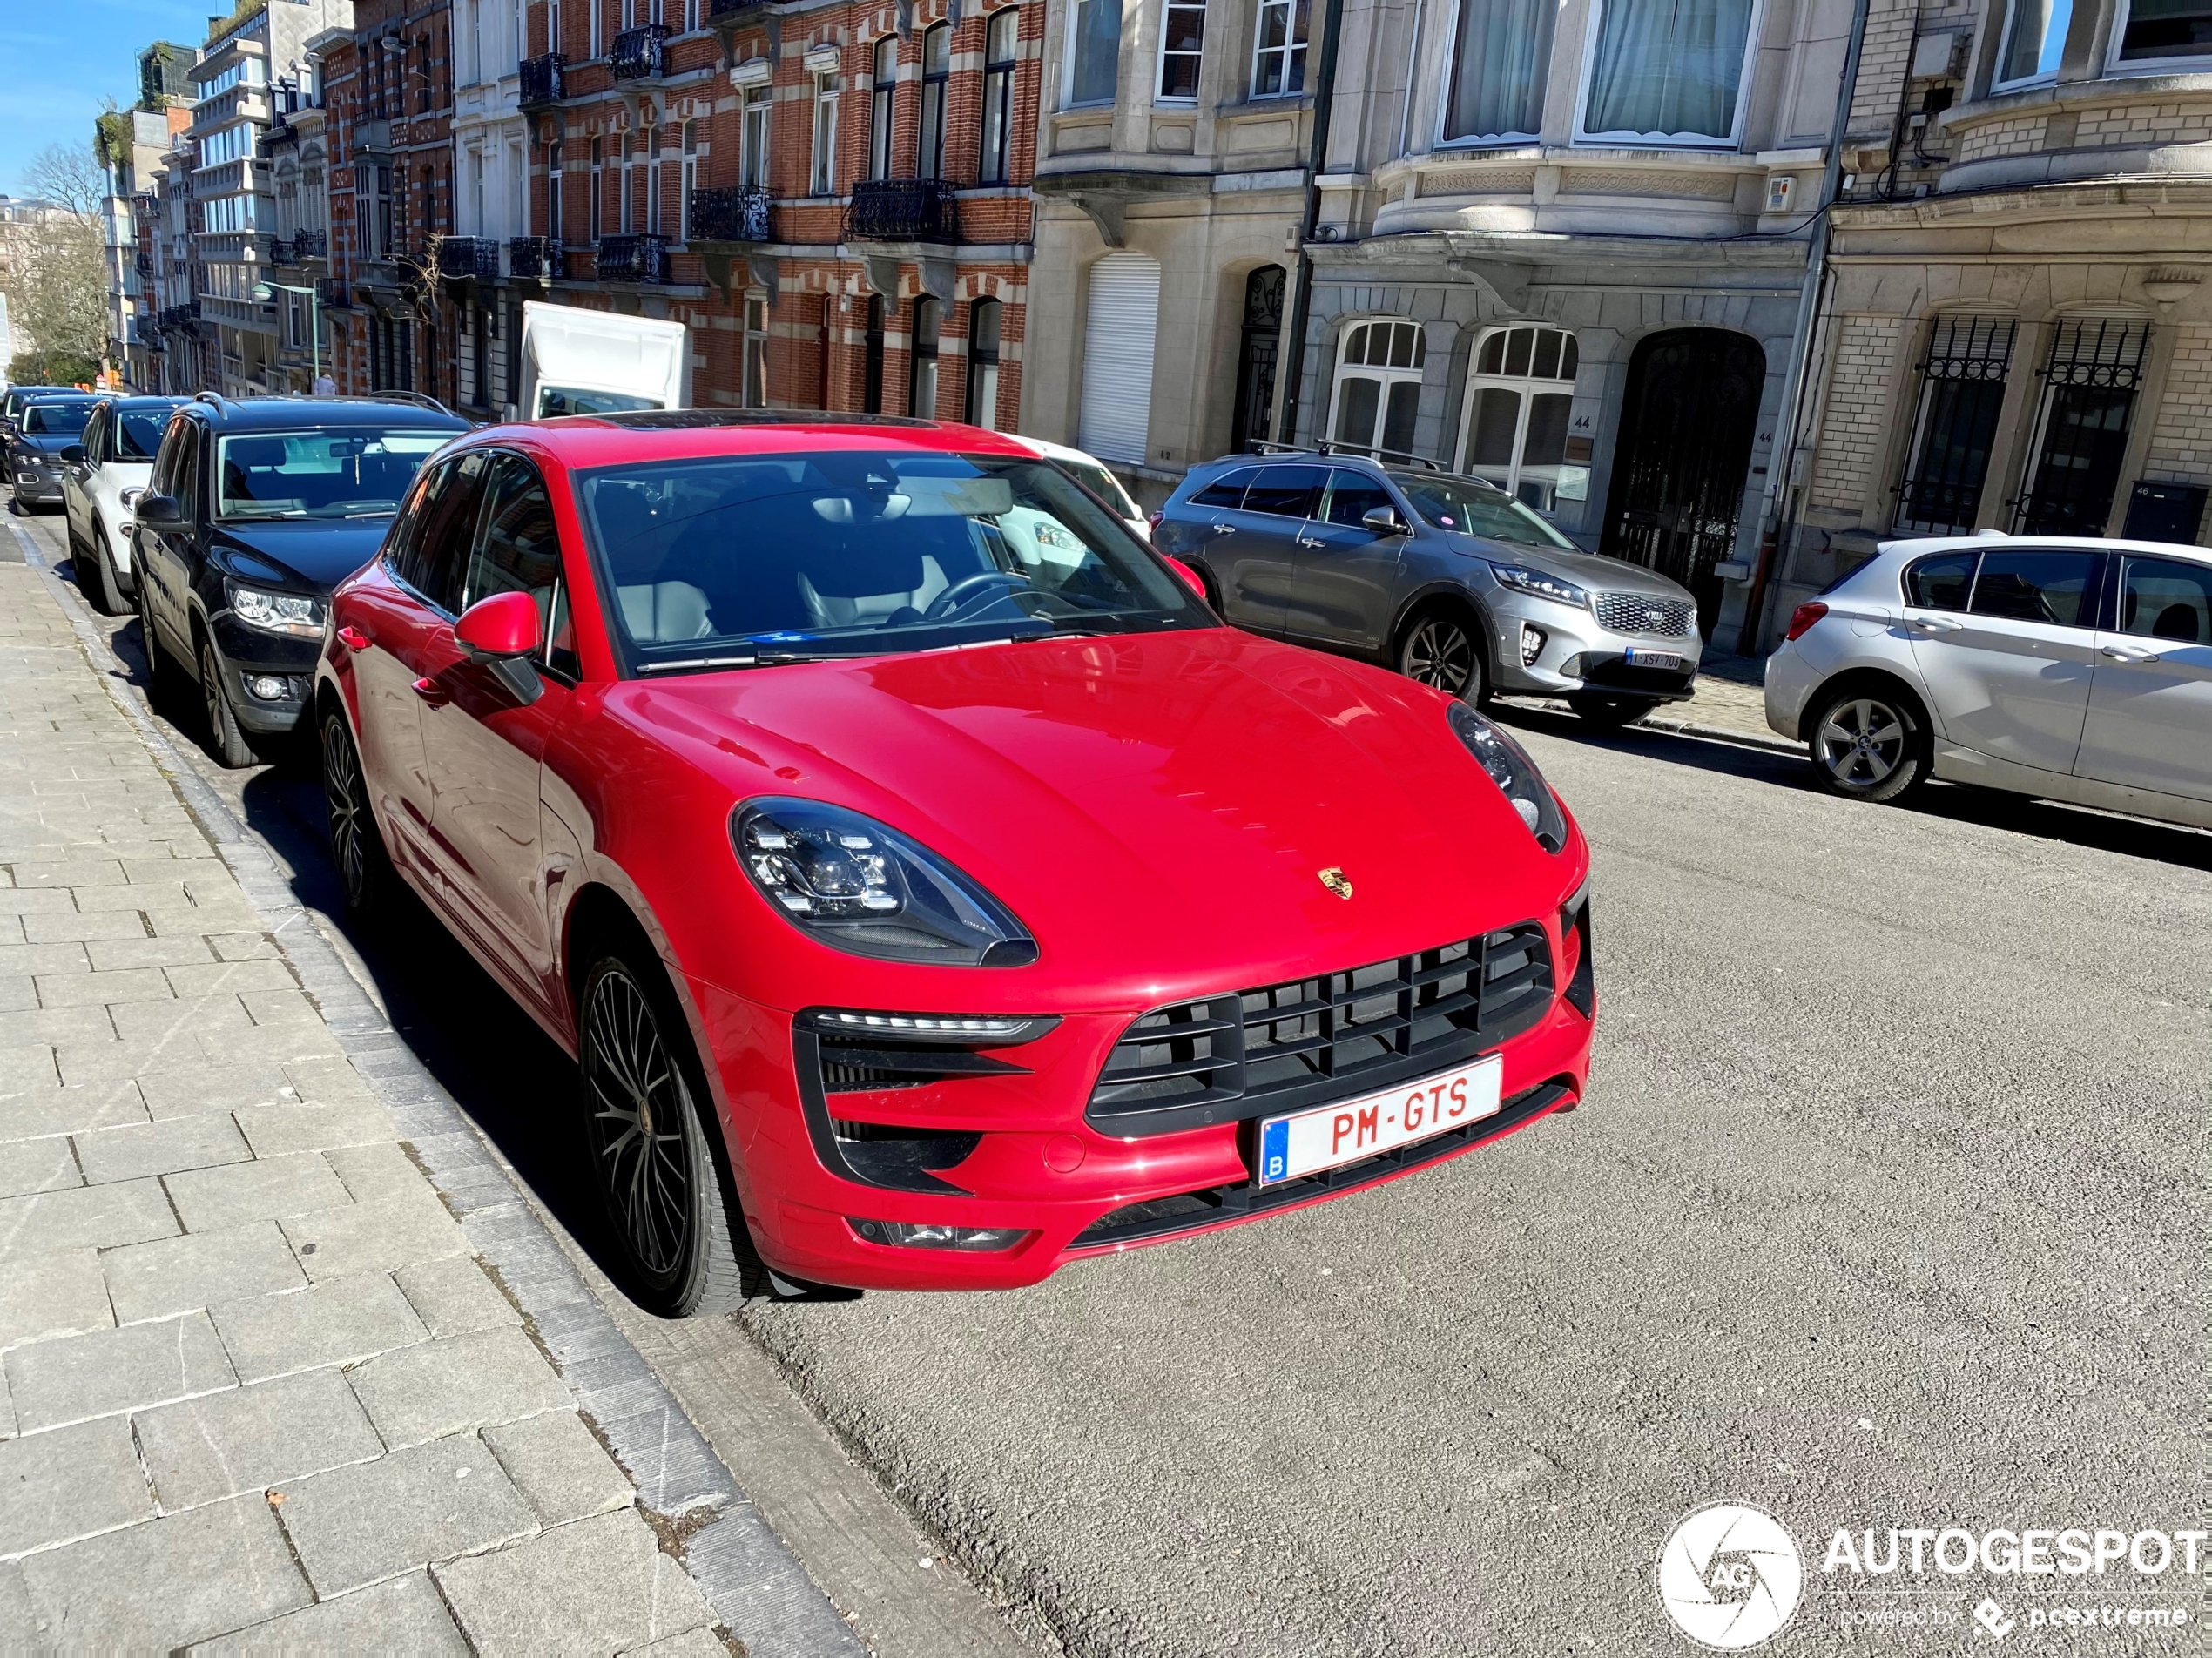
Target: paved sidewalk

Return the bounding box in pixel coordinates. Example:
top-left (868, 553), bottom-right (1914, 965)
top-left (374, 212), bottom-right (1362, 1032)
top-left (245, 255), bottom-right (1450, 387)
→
top-left (0, 553), bottom-right (843, 1652)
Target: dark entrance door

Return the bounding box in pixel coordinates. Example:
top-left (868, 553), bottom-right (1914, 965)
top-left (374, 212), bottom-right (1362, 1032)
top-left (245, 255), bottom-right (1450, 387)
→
top-left (1600, 327), bottom-right (1765, 639)
top-left (1230, 265), bottom-right (1285, 451)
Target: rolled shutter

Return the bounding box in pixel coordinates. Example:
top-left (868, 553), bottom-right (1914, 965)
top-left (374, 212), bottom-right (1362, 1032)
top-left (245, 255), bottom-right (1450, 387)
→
top-left (1078, 252), bottom-right (1161, 467)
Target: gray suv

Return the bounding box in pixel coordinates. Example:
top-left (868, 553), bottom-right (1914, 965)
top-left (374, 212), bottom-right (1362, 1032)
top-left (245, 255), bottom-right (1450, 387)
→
top-left (1153, 451), bottom-right (1703, 724)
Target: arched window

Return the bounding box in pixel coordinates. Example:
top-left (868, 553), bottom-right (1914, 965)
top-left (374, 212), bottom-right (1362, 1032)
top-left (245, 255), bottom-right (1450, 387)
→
top-left (870, 37), bottom-right (897, 179)
top-left (966, 297), bottom-right (1001, 428)
top-left (1454, 324), bottom-right (1581, 509)
top-left (919, 24), bottom-right (951, 179)
top-left (863, 293), bottom-right (885, 413)
top-left (909, 294), bottom-right (941, 416)
top-left (1329, 320), bottom-right (1425, 460)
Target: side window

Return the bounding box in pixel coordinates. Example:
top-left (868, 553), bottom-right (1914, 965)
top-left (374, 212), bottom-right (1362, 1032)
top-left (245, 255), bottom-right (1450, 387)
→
top-left (80, 405), bottom-right (105, 464)
top-left (2118, 556), bottom-right (2212, 644)
top-left (462, 453), bottom-right (577, 676)
top-left (1320, 468), bottom-right (1393, 529)
top-left (1904, 550), bottom-right (1977, 609)
top-left (172, 424), bottom-right (202, 524)
top-left (399, 452), bottom-right (490, 614)
top-left (1968, 548), bottom-right (2100, 628)
top-left (148, 421), bottom-right (179, 498)
top-left (1190, 465), bottom-right (1259, 509)
top-left (1242, 464), bottom-right (1325, 519)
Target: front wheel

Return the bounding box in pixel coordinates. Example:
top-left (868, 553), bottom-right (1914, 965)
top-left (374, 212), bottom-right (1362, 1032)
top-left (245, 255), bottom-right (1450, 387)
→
top-left (320, 712), bottom-right (394, 916)
top-left (198, 633), bottom-right (261, 770)
top-left (88, 521), bottom-right (127, 616)
top-left (1398, 610), bottom-right (1486, 703)
top-left (580, 951), bottom-right (750, 1318)
top-left (1809, 686), bottom-right (1927, 803)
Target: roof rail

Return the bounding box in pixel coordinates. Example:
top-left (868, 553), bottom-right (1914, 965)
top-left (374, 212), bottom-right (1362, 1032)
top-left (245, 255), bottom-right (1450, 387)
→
top-left (1245, 437), bottom-right (1447, 472)
top-left (362, 389), bottom-right (455, 415)
top-left (191, 390), bottom-right (233, 410)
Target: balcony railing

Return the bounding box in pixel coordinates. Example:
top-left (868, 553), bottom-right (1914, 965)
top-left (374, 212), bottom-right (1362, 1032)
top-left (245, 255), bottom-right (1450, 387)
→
top-left (519, 52), bottom-right (565, 105)
top-left (508, 236), bottom-right (556, 280)
top-left (689, 186), bottom-right (771, 243)
top-left (845, 178), bottom-right (959, 244)
top-left (269, 239), bottom-right (297, 266)
top-left (316, 277), bottom-right (352, 309)
top-left (134, 251), bottom-right (155, 277)
top-left (437, 235), bottom-right (502, 280)
top-left (595, 233), bottom-right (668, 283)
top-left (610, 24), bottom-right (671, 80)
top-left (707, 0), bottom-right (773, 26)
top-left (293, 229), bottom-right (327, 259)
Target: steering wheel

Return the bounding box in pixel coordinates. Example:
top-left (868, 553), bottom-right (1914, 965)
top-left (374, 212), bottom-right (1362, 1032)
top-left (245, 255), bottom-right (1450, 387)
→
top-left (921, 570), bottom-right (1031, 621)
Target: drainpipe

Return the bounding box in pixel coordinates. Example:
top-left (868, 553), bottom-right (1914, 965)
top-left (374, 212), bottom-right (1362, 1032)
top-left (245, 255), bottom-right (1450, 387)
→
top-left (1737, 0), bottom-right (1873, 656)
top-left (1274, 0), bottom-right (1348, 447)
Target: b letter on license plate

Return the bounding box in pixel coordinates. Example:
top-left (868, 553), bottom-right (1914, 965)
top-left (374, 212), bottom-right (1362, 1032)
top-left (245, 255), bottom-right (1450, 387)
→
top-left (1255, 1055), bottom-right (1504, 1185)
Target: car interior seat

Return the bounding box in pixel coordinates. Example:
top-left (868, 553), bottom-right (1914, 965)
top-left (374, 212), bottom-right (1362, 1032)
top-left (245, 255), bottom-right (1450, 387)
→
top-left (2151, 602), bottom-right (2202, 644)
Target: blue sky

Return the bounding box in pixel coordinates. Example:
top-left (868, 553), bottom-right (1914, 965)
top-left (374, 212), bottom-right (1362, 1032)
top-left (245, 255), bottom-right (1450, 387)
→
top-left (0, 0), bottom-right (219, 196)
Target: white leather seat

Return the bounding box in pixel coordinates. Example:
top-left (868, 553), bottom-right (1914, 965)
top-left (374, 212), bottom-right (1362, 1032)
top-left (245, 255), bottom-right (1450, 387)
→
top-left (617, 581), bottom-right (715, 642)
top-left (796, 556), bottom-right (949, 628)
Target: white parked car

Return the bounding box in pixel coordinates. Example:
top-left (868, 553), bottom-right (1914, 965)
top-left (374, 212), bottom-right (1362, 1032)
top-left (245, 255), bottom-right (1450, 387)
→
top-left (1003, 434), bottom-right (1150, 542)
top-left (61, 395), bottom-right (184, 615)
top-left (1766, 531), bottom-right (2212, 829)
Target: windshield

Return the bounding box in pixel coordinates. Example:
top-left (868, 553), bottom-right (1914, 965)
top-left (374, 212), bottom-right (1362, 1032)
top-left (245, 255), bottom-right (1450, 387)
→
top-left (216, 428), bottom-right (455, 520)
top-left (116, 408), bottom-right (174, 459)
top-left (536, 385), bottom-right (664, 418)
top-left (578, 449), bottom-right (1208, 676)
top-left (1393, 473), bottom-right (1577, 549)
top-left (1058, 458), bottom-right (1138, 521)
top-left (24, 403), bottom-right (95, 437)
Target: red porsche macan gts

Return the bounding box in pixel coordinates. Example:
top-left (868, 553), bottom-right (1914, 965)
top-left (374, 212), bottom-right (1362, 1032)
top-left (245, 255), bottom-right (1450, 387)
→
top-left (315, 413), bottom-right (1595, 1311)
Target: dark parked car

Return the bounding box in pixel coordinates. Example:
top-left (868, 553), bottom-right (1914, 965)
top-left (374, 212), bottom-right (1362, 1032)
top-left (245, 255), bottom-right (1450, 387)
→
top-left (1, 385), bottom-right (86, 436)
top-left (1152, 448), bottom-right (1705, 725)
top-left (8, 395), bottom-right (105, 512)
top-left (134, 393), bottom-right (469, 766)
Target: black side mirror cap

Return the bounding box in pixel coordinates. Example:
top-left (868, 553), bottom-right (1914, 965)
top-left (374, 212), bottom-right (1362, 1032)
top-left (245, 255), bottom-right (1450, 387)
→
top-left (134, 495), bottom-right (182, 527)
top-left (59, 445), bottom-right (86, 466)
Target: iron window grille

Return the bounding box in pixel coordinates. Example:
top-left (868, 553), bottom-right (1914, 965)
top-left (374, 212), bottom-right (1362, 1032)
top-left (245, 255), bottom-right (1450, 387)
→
top-left (2013, 319), bottom-right (2150, 536)
top-left (689, 185), bottom-right (771, 242)
top-left (1894, 317), bottom-right (2016, 535)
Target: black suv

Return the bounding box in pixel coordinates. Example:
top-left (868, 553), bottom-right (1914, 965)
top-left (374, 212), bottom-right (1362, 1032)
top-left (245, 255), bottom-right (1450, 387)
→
top-left (8, 393), bottom-right (105, 511)
top-left (134, 393), bottom-right (469, 766)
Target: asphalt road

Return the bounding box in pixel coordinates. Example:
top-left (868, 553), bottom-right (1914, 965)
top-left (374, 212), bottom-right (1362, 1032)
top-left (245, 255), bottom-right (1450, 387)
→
top-left (22, 507), bottom-right (2201, 1656)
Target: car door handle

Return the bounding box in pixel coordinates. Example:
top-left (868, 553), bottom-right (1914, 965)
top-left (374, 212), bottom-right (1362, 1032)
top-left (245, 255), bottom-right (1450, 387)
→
top-left (336, 625), bottom-right (371, 652)
top-left (1910, 616), bottom-right (1965, 633)
top-left (2100, 644), bottom-right (2161, 663)
top-left (1209, 522), bottom-right (1237, 535)
top-left (411, 676), bottom-right (451, 706)
top-left (1297, 537), bottom-right (1325, 549)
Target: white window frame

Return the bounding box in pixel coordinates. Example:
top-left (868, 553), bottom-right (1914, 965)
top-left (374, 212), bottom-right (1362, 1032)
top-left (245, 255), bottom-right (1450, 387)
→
top-left (679, 119), bottom-right (698, 239)
top-left (1157, 0), bottom-right (1206, 101)
top-left (1325, 319), bottom-right (1427, 458)
top-left (870, 37), bottom-right (897, 179)
top-left (590, 0), bottom-right (603, 57)
top-left (1993, 0), bottom-right (2072, 88)
top-left (741, 84), bottom-right (772, 190)
top-left (1452, 324), bottom-right (1584, 507)
top-left (1249, 0), bottom-right (1306, 98)
top-left (1062, 0), bottom-right (1123, 108)
top-left (742, 290), bottom-right (770, 408)
top-left (812, 73), bottom-right (839, 196)
top-left (1570, 0), bottom-right (1768, 151)
top-left (2103, 0), bottom-right (2212, 75)
top-left (1433, 0), bottom-right (1550, 148)
top-left (646, 126), bottom-right (662, 234)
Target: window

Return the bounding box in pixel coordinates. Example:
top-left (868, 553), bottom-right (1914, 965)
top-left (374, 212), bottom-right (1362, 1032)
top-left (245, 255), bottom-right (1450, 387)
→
top-left (646, 126), bottom-right (663, 235)
top-left (1251, 0), bottom-right (1308, 96)
top-left (1455, 324), bottom-right (1582, 510)
top-left (287, 293), bottom-right (307, 349)
top-left (2112, 0), bottom-right (2212, 66)
top-left (1242, 466), bottom-right (1325, 518)
top-left (967, 297), bottom-right (1002, 428)
top-left (744, 294), bottom-right (770, 408)
top-left (981, 10), bottom-right (1018, 183)
top-left (1329, 320), bottom-right (1426, 462)
top-left (1160, 0), bottom-right (1206, 98)
top-left (813, 73), bottom-right (839, 195)
top-left (1319, 468), bottom-right (1394, 528)
top-left (1068, 0), bottom-right (1120, 104)
top-left (678, 121), bottom-right (697, 239)
top-left (1578, 0), bottom-right (1759, 146)
top-left (1905, 550), bottom-right (1978, 610)
top-left (400, 452), bottom-right (492, 611)
top-left (548, 141), bottom-right (564, 245)
top-left (462, 454), bottom-right (570, 677)
top-left (2118, 556), bottom-right (2212, 642)
top-left (685, 0), bottom-right (701, 29)
top-left (1969, 549), bottom-right (2101, 627)
top-left (919, 24), bottom-right (950, 179)
top-left (1191, 465), bottom-right (1259, 508)
top-left (1231, 265), bottom-right (1285, 450)
top-left (2017, 319), bottom-right (2148, 536)
top-left (863, 293), bottom-right (886, 413)
top-left (1997, 0), bottom-right (2072, 84)
top-left (589, 137), bottom-right (603, 239)
top-left (1444, 0), bottom-right (1551, 142)
top-left (590, 0), bottom-right (601, 57)
top-left (910, 295), bottom-right (941, 416)
top-left (550, 0), bottom-right (561, 54)
top-left (1895, 319), bottom-right (2014, 535)
top-left (742, 84), bottom-right (772, 190)
top-left (1078, 251), bottom-right (1161, 464)
top-left (871, 38), bottom-right (897, 179)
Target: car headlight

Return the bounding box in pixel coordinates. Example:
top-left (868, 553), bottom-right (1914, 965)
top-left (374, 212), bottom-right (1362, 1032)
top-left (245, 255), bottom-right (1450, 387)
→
top-left (732, 799), bottom-right (1038, 967)
top-left (226, 583), bottom-right (324, 637)
top-left (1447, 703), bottom-right (1568, 854)
top-left (1488, 562), bottom-right (1590, 610)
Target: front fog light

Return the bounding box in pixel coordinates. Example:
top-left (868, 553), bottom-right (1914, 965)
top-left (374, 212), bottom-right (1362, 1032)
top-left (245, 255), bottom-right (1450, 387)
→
top-left (1520, 623), bottom-right (1546, 666)
top-left (848, 1218), bottom-right (1029, 1251)
top-left (244, 674), bottom-right (296, 702)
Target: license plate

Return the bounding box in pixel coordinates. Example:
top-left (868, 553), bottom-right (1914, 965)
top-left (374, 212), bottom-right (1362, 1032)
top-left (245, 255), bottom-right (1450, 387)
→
top-left (1623, 648), bottom-right (1683, 670)
top-left (1255, 1055), bottom-right (1504, 1185)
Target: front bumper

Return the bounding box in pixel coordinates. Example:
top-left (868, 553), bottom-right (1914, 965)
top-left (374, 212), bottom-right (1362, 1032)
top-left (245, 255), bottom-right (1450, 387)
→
top-left (207, 614), bottom-right (320, 735)
top-left (10, 472), bottom-right (61, 505)
top-left (1486, 592), bottom-right (1700, 703)
top-left (701, 907), bottom-right (1599, 1291)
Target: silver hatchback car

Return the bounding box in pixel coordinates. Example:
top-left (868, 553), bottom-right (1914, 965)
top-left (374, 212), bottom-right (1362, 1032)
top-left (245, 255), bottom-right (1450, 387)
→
top-left (1153, 451), bottom-right (1705, 724)
top-left (1766, 531), bottom-right (2212, 829)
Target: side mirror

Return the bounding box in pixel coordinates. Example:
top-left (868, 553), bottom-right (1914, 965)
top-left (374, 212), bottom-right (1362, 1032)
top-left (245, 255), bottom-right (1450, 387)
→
top-left (59, 445), bottom-right (86, 466)
top-left (454, 590), bottom-right (543, 661)
top-left (1363, 505), bottom-right (1407, 537)
top-left (1162, 554), bottom-right (1210, 603)
top-left (135, 495), bottom-right (182, 527)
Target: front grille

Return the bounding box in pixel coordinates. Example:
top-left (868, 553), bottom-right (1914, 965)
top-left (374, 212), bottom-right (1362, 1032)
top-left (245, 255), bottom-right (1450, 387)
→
top-left (1594, 591), bottom-right (1696, 638)
top-left (1088, 926), bottom-right (1554, 1138)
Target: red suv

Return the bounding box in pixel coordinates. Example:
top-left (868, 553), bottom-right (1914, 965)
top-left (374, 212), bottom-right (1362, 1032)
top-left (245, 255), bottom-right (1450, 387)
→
top-left (316, 414), bottom-right (1596, 1311)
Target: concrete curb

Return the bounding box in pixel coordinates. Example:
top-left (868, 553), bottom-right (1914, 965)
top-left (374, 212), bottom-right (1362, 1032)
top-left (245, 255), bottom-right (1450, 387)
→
top-left (10, 521), bottom-right (864, 1658)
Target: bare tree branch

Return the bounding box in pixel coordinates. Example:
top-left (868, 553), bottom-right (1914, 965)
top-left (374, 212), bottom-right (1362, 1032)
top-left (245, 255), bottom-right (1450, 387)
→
top-left (21, 143), bottom-right (105, 219)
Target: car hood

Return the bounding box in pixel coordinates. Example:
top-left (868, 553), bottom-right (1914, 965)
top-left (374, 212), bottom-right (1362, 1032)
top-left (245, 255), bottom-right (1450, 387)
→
top-left (1470, 538), bottom-right (1698, 603)
top-left (14, 435), bottom-right (79, 457)
top-left (212, 518), bottom-right (394, 591)
top-left (617, 628), bottom-right (1581, 1000)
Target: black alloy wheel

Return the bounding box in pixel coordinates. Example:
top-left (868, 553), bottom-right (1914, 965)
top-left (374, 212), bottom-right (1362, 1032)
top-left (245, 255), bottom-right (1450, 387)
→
top-left (1810, 687), bottom-right (1926, 804)
top-left (320, 712), bottom-right (391, 914)
top-left (1399, 611), bottom-right (1485, 702)
top-left (197, 632), bottom-right (260, 769)
top-left (136, 571), bottom-right (175, 701)
top-left (580, 951), bottom-right (747, 1318)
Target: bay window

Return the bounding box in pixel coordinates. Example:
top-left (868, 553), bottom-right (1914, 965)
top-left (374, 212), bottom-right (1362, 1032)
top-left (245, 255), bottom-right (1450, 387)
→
top-left (1068, 0), bottom-right (1121, 105)
top-left (1996, 0), bottom-right (2071, 84)
top-left (2112, 0), bottom-right (2212, 67)
top-left (1159, 0), bottom-right (1206, 98)
top-left (1444, 0), bottom-right (1552, 144)
top-left (1577, 0), bottom-right (1760, 148)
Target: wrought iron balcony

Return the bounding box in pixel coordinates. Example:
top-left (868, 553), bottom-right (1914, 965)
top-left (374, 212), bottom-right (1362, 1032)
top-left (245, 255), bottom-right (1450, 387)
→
top-left (316, 277), bottom-right (352, 309)
top-left (508, 236), bottom-right (556, 280)
top-left (610, 24), bottom-right (671, 80)
top-left (437, 235), bottom-right (502, 280)
top-left (596, 233), bottom-right (668, 283)
top-left (293, 229), bottom-right (327, 259)
top-left (707, 0), bottom-right (774, 27)
top-left (845, 178), bottom-right (959, 244)
top-left (269, 239), bottom-right (297, 266)
top-left (519, 52), bottom-right (565, 105)
top-left (134, 251), bottom-right (155, 277)
top-left (689, 186), bottom-right (771, 244)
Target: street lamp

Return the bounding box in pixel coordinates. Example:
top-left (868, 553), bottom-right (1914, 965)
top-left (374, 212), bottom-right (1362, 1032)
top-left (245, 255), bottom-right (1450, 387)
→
top-left (252, 278), bottom-right (324, 391)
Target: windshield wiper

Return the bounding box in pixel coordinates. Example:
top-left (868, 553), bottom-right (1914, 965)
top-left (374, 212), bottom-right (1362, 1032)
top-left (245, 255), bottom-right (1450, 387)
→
top-left (637, 650), bottom-right (826, 673)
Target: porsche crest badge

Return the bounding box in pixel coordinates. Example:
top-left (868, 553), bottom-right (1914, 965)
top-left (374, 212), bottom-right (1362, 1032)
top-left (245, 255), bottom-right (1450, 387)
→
top-left (1317, 867), bottom-right (1353, 900)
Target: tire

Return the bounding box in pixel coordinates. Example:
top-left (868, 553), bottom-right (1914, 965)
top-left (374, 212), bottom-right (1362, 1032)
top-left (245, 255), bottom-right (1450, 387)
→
top-left (87, 520), bottom-right (126, 616)
top-left (1568, 693), bottom-right (1657, 729)
top-left (136, 571), bottom-right (177, 703)
top-left (1397, 607), bottom-right (1487, 703)
top-left (197, 630), bottom-right (261, 770)
top-left (579, 948), bottom-right (750, 1318)
top-left (320, 711), bottom-right (394, 916)
top-left (1807, 684), bottom-right (1928, 804)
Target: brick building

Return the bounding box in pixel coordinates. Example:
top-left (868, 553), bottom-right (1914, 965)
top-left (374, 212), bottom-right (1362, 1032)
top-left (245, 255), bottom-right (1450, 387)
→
top-left (516, 0), bottom-right (1042, 421)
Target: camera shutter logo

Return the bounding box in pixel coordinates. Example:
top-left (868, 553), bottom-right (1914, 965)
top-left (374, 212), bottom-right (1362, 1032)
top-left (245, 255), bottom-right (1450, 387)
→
top-left (1657, 1502), bottom-right (1804, 1649)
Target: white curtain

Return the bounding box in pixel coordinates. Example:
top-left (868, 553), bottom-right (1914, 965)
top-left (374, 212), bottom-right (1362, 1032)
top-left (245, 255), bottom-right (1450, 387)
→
top-left (1582, 0), bottom-right (1756, 143)
top-left (1070, 0), bottom-right (1123, 104)
top-left (1445, 0), bottom-right (1553, 142)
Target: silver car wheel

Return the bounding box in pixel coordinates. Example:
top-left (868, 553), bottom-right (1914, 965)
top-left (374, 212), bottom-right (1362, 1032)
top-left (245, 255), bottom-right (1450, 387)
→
top-left (1817, 696), bottom-right (1905, 786)
top-left (1401, 617), bottom-right (1476, 698)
